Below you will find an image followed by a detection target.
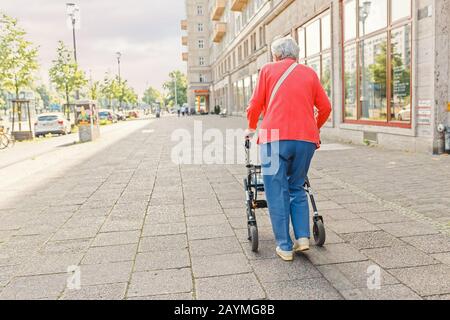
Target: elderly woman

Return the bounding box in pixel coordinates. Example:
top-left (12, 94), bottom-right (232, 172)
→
top-left (246, 36), bottom-right (332, 262)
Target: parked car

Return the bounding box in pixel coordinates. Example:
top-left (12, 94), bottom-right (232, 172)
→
top-left (396, 105), bottom-right (411, 122)
top-left (34, 113), bottom-right (71, 137)
top-left (115, 112), bottom-right (126, 121)
top-left (127, 110), bottom-right (140, 119)
top-left (99, 110), bottom-right (118, 125)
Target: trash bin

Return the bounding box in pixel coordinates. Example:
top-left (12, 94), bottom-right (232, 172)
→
top-left (75, 101), bottom-right (100, 143)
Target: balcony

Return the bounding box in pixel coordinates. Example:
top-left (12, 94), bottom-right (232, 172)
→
top-left (211, 0), bottom-right (226, 21)
top-left (231, 0), bottom-right (248, 11)
top-left (181, 20), bottom-right (188, 30)
top-left (213, 22), bottom-right (227, 43)
top-left (181, 36), bottom-right (188, 46)
top-left (182, 52), bottom-right (188, 61)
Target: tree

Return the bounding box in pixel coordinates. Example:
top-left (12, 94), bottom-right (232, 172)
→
top-left (124, 86), bottom-right (138, 107)
top-left (0, 13), bottom-right (39, 99)
top-left (100, 73), bottom-right (120, 110)
top-left (163, 70), bottom-right (187, 107)
top-left (49, 41), bottom-right (87, 119)
top-left (88, 80), bottom-right (100, 101)
top-left (143, 86), bottom-right (163, 106)
top-left (35, 84), bottom-right (50, 110)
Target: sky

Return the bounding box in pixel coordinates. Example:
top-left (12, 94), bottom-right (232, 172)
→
top-left (0, 0), bottom-right (187, 95)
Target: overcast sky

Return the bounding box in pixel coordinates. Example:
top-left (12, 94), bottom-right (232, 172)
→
top-left (0, 0), bottom-right (187, 95)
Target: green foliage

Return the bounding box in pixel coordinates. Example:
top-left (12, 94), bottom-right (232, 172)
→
top-left (88, 80), bottom-right (100, 101)
top-left (101, 73), bottom-right (119, 109)
top-left (35, 84), bottom-right (50, 108)
top-left (163, 70), bottom-right (187, 107)
top-left (100, 74), bottom-right (137, 109)
top-left (368, 42), bottom-right (387, 86)
top-left (122, 81), bottom-right (138, 106)
top-left (0, 13), bottom-right (39, 98)
top-left (143, 86), bottom-right (163, 106)
top-left (49, 41), bottom-right (87, 117)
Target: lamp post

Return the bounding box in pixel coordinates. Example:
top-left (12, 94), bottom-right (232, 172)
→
top-left (66, 3), bottom-right (80, 101)
top-left (359, 1), bottom-right (371, 119)
top-left (116, 52), bottom-right (122, 112)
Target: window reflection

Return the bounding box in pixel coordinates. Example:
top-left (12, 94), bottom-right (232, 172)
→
top-left (391, 0), bottom-right (411, 22)
top-left (298, 28), bottom-right (306, 60)
top-left (307, 56), bottom-right (320, 76)
top-left (306, 20), bottom-right (321, 56)
top-left (298, 10), bottom-right (332, 123)
top-left (360, 33), bottom-right (388, 121)
top-left (322, 53), bottom-right (332, 100)
top-left (391, 25), bottom-right (411, 122)
top-left (345, 0), bottom-right (357, 41)
top-left (322, 15), bottom-right (331, 50)
top-left (359, 0), bottom-right (387, 37)
top-left (344, 44), bottom-right (357, 119)
top-left (343, 0), bottom-right (412, 124)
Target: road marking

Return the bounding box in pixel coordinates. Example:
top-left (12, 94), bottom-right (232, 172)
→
top-left (142, 129), bottom-right (155, 134)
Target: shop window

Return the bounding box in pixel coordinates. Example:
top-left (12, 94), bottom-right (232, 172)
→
top-left (359, 0), bottom-right (387, 37)
top-left (391, 25), bottom-right (411, 122)
top-left (297, 10), bottom-right (333, 122)
top-left (344, 44), bottom-right (357, 119)
top-left (344, 0), bottom-right (357, 41)
top-left (343, 0), bottom-right (412, 126)
top-left (360, 33), bottom-right (388, 121)
top-left (391, 0), bottom-right (411, 22)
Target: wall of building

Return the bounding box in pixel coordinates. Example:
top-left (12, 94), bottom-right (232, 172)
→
top-left (183, 0), bottom-right (450, 153)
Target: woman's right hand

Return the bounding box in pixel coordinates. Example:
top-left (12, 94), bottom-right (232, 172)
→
top-left (244, 129), bottom-right (256, 139)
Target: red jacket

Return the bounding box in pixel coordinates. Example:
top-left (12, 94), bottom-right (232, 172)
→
top-left (247, 58), bottom-right (332, 147)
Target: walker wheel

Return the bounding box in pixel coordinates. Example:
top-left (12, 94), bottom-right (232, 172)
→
top-left (313, 219), bottom-right (326, 247)
top-left (249, 225), bottom-right (259, 252)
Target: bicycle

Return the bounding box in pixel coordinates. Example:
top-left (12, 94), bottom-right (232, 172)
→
top-left (0, 126), bottom-right (15, 150)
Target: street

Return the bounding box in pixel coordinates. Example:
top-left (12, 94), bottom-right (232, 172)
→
top-left (0, 115), bottom-right (449, 300)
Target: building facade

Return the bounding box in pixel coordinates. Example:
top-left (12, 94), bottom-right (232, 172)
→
top-left (182, 0), bottom-right (450, 154)
top-left (182, 0), bottom-right (213, 113)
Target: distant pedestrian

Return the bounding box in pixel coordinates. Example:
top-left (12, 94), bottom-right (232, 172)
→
top-left (246, 36), bottom-right (332, 262)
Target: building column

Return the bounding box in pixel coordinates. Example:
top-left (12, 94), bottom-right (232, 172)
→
top-left (433, 0), bottom-right (450, 153)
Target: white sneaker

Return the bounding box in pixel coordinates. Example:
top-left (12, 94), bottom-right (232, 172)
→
top-left (276, 247), bottom-right (294, 262)
top-left (293, 238), bottom-right (310, 253)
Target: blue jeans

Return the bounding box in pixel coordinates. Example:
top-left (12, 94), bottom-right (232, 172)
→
top-left (261, 140), bottom-right (316, 252)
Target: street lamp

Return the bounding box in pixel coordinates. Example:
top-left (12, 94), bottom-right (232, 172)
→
top-left (359, 0), bottom-right (371, 119)
top-left (116, 52), bottom-right (122, 112)
top-left (66, 3), bottom-right (80, 101)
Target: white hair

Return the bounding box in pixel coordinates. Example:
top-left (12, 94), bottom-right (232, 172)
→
top-left (271, 36), bottom-right (300, 60)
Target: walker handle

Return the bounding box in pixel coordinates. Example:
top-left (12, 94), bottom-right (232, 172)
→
top-left (245, 137), bottom-right (251, 150)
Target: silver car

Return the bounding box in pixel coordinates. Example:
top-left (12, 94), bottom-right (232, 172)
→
top-left (35, 113), bottom-right (71, 137)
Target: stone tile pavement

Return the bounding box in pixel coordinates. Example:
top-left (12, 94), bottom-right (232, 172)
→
top-left (0, 116), bottom-right (449, 300)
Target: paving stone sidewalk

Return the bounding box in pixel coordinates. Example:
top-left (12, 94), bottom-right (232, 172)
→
top-left (0, 116), bottom-right (449, 300)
